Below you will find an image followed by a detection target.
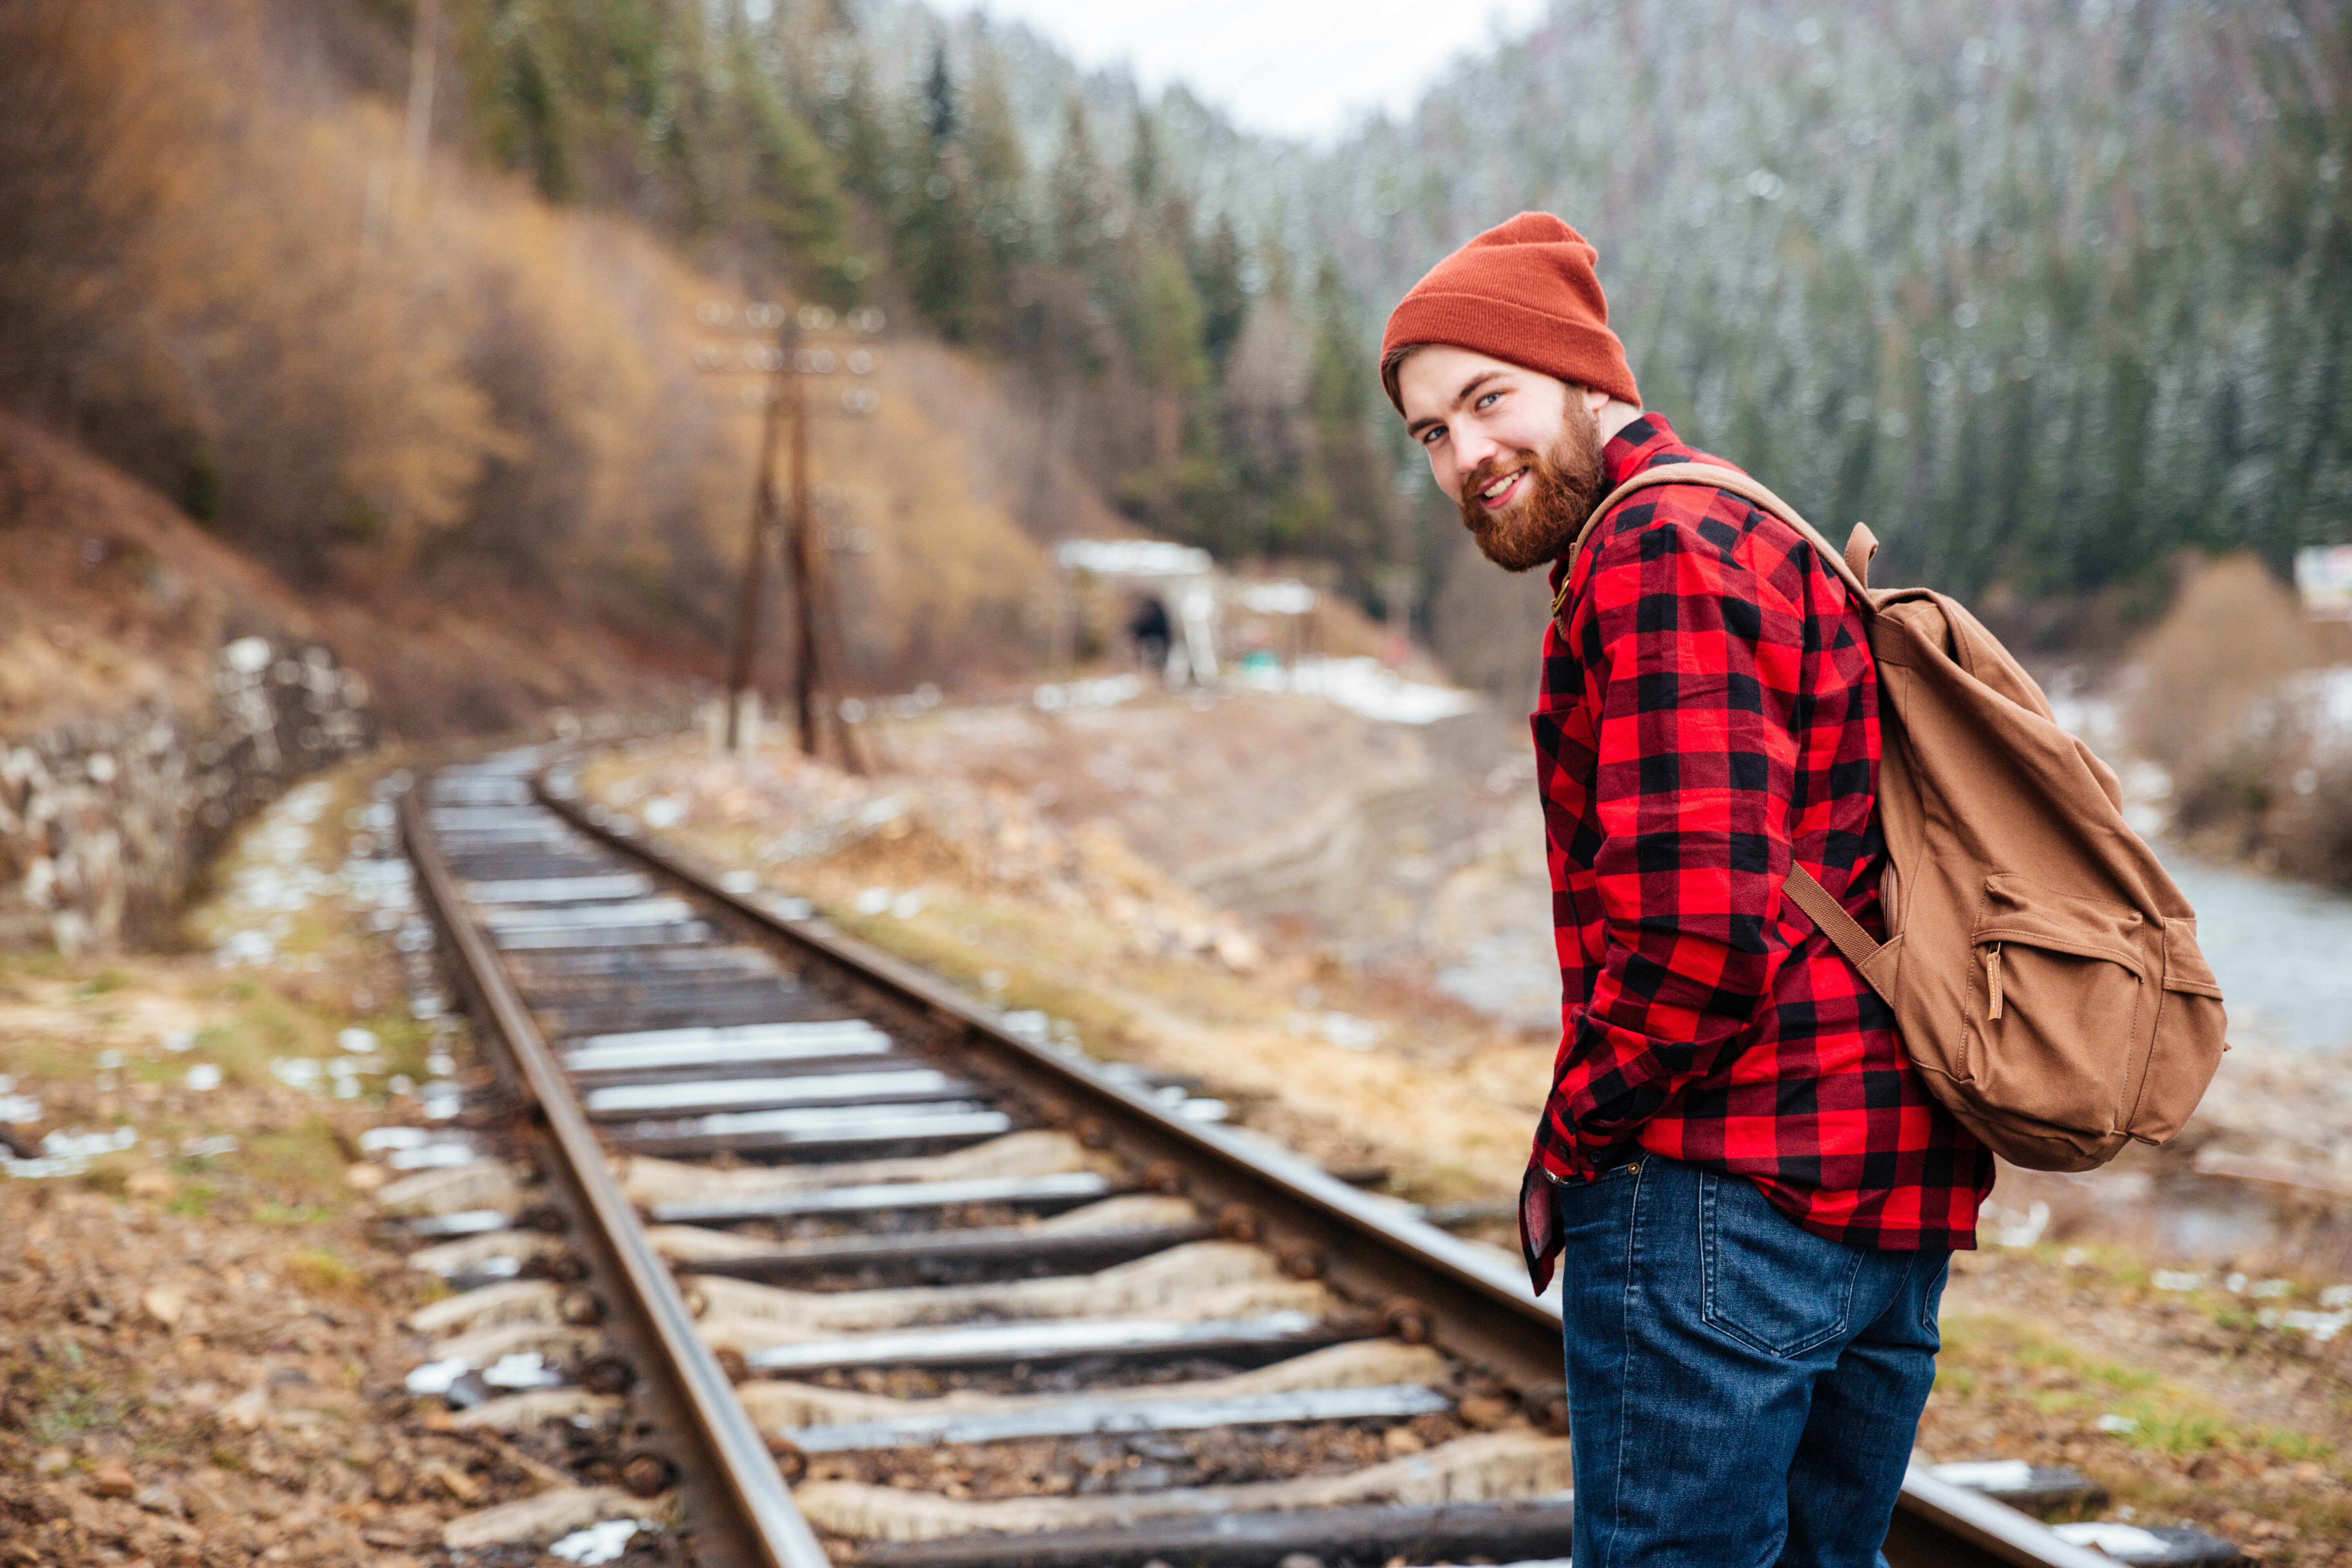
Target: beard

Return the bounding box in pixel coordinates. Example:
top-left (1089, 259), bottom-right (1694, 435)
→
top-left (1457, 394), bottom-right (1609, 573)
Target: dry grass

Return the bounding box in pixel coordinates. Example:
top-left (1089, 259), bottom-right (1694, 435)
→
top-left (0, 0), bottom-right (1136, 723)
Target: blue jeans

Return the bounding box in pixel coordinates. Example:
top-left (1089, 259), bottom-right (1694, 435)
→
top-left (1555, 1156), bottom-right (1950, 1568)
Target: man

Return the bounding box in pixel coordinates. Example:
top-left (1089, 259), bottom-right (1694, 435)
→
top-left (1382, 212), bottom-right (1993, 1566)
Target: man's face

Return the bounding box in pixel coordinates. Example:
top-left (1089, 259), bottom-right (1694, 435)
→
top-left (1397, 345), bottom-right (1609, 573)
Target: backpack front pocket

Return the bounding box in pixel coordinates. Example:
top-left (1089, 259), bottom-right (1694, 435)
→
top-left (1964, 875), bottom-right (2150, 1137)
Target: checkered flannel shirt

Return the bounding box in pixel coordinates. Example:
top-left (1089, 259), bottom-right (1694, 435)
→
top-left (1519, 414), bottom-right (1992, 1294)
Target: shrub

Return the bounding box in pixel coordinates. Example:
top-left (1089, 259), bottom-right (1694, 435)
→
top-left (2126, 553), bottom-right (2348, 883)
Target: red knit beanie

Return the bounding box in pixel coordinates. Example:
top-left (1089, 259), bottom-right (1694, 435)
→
top-left (1379, 212), bottom-right (1639, 412)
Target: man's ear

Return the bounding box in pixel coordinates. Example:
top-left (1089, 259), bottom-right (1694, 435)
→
top-left (1578, 383), bottom-right (1610, 416)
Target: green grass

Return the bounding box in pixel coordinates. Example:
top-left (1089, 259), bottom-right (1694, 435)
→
top-left (1940, 1309), bottom-right (2334, 1465)
top-left (2009, 1336), bottom-right (2160, 1394)
top-left (166, 1181), bottom-right (223, 1218)
top-left (26, 1387), bottom-right (116, 1447)
top-left (71, 969), bottom-right (131, 1000)
top-left (244, 1116), bottom-right (350, 1206)
top-left (283, 1247), bottom-right (365, 1299)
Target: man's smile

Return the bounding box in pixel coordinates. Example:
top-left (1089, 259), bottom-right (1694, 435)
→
top-left (1477, 466), bottom-right (1528, 510)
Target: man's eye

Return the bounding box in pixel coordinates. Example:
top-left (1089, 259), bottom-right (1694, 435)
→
top-left (1474, 391), bottom-right (1501, 411)
top-left (1420, 426), bottom-right (1445, 446)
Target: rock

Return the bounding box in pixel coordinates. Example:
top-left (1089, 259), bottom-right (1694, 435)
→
top-left (371, 1461), bottom-right (409, 1503)
top-left (126, 1169), bottom-right (178, 1200)
top-left (140, 1285), bottom-right (187, 1327)
top-left (34, 1448), bottom-right (70, 1477)
top-left (1381, 1425), bottom-right (1427, 1457)
top-left (343, 1161), bottom-right (389, 1194)
top-left (1457, 1393), bottom-right (1515, 1430)
top-left (424, 1462), bottom-right (479, 1504)
top-left (441, 1486), bottom-right (648, 1550)
top-left (0, 645), bottom-right (371, 954)
top-left (90, 1463), bottom-right (136, 1499)
top-left (219, 1385), bottom-right (269, 1430)
top-left (1213, 928), bottom-right (1264, 972)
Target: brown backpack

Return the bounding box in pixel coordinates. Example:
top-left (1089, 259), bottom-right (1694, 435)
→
top-left (1559, 462), bottom-right (2228, 1171)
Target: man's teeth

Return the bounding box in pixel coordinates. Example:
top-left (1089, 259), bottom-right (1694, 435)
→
top-left (1481, 470), bottom-right (1522, 499)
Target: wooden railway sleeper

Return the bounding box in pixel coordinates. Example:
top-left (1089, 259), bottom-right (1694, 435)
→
top-left (399, 750), bottom-right (2142, 1568)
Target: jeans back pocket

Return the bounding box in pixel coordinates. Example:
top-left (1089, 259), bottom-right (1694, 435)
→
top-left (1699, 1172), bottom-right (1866, 1359)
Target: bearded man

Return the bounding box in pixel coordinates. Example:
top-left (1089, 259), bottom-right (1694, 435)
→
top-left (1383, 213), bottom-right (1993, 1567)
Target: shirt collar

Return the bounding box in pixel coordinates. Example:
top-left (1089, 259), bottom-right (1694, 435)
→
top-left (1601, 411), bottom-right (1682, 490)
top-left (1545, 412), bottom-right (1684, 595)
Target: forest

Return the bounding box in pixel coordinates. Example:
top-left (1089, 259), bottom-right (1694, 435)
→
top-left (2, 0), bottom-right (2345, 692)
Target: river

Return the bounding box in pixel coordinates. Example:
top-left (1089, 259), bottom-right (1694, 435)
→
top-left (2157, 851), bottom-right (2352, 1055)
top-left (1433, 840), bottom-right (2352, 1056)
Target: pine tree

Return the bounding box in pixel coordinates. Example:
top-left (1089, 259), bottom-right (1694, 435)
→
top-left (964, 46), bottom-right (1029, 277)
top-left (1191, 216), bottom-right (1247, 371)
top-left (1047, 95), bottom-right (1111, 277)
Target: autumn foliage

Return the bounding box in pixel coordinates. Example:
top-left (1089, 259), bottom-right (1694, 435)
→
top-left (0, 0), bottom-right (1060, 699)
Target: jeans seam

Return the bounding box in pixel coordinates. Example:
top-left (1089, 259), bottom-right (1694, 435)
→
top-left (1605, 1156), bottom-right (1644, 1568)
top-left (1920, 1250), bottom-right (1950, 1335)
top-left (1697, 1170), bottom-right (1717, 1330)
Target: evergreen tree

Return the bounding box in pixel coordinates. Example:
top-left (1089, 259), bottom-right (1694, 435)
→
top-left (1268, 261), bottom-right (1398, 587)
top-left (963, 48), bottom-right (1030, 279)
top-left (1047, 95), bottom-right (1111, 277)
top-left (893, 42), bottom-right (987, 339)
top-left (1191, 215), bottom-right (1248, 371)
top-left (454, 0), bottom-right (850, 294)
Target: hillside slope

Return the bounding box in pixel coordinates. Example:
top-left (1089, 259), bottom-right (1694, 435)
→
top-left (0, 413), bottom-right (692, 742)
top-left (0, 0), bottom-right (1142, 718)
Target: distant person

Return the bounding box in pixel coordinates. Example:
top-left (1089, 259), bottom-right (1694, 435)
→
top-left (1383, 214), bottom-right (1992, 1568)
top-left (1128, 594), bottom-right (1172, 679)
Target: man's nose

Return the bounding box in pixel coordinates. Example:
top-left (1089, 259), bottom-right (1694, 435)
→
top-left (1452, 424), bottom-right (1504, 478)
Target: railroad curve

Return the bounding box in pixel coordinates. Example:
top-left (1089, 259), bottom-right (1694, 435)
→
top-left (392, 746), bottom-right (2115, 1568)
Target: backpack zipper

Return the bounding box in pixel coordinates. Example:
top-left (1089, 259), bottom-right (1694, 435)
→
top-left (1985, 942), bottom-right (2004, 1021)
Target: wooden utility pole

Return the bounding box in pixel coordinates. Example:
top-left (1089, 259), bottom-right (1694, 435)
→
top-left (722, 322), bottom-right (789, 751)
top-left (783, 325), bottom-right (824, 759)
top-left (701, 303), bottom-right (884, 766)
top-left (713, 306), bottom-right (880, 768)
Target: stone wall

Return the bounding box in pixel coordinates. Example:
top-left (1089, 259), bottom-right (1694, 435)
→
top-left (0, 635), bottom-right (372, 953)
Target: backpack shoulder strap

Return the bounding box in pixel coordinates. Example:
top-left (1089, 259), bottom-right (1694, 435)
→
top-left (1780, 864), bottom-right (1891, 1000)
top-left (1549, 461), bottom-right (1876, 625)
top-left (1542, 460), bottom-right (1898, 1002)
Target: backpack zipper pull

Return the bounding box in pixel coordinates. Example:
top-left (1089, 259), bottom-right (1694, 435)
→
top-left (1985, 942), bottom-right (2004, 1021)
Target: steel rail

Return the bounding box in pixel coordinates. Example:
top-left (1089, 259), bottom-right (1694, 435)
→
top-left (538, 776), bottom-right (1571, 1401)
top-left (532, 758), bottom-right (2123, 1568)
top-left (403, 777), bottom-right (832, 1568)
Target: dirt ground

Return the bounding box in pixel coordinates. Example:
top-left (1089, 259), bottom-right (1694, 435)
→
top-left (9, 705), bottom-right (2351, 1563)
top-left (0, 760), bottom-right (662, 1566)
top-left (596, 708), bottom-right (2352, 1562)
top-left (1926, 1243), bottom-right (2352, 1560)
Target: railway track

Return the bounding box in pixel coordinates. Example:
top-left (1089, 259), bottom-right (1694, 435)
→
top-left (393, 746), bottom-right (2137, 1568)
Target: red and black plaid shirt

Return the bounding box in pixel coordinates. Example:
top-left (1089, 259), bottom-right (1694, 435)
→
top-left (1519, 414), bottom-right (1991, 1294)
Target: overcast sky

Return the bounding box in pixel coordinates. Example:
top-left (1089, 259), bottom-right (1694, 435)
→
top-left (946, 0), bottom-right (1552, 144)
